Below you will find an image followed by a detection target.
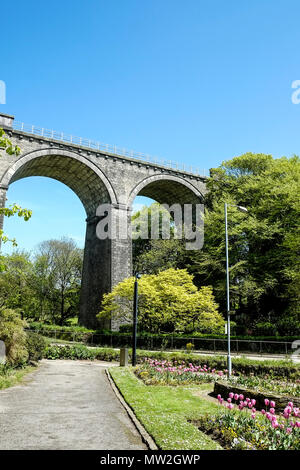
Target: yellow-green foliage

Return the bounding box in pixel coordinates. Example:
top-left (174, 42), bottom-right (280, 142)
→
top-left (0, 309), bottom-right (28, 365)
top-left (98, 268), bottom-right (224, 334)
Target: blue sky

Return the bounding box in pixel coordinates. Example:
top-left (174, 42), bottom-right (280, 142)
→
top-left (1, 0), bottom-right (300, 253)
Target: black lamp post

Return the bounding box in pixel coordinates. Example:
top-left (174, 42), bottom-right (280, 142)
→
top-left (132, 272), bottom-right (140, 366)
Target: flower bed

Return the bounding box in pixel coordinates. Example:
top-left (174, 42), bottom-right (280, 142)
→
top-left (135, 359), bottom-right (300, 402)
top-left (135, 359), bottom-right (227, 385)
top-left (229, 373), bottom-right (300, 398)
top-left (193, 393), bottom-right (300, 450)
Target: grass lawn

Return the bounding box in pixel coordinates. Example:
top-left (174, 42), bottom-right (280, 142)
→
top-left (0, 365), bottom-right (36, 390)
top-left (109, 366), bottom-right (223, 450)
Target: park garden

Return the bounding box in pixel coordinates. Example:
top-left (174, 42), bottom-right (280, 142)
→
top-left (0, 128), bottom-right (300, 450)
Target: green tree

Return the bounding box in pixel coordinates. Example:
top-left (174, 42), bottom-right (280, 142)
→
top-left (132, 202), bottom-right (188, 274)
top-left (0, 251), bottom-right (34, 316)
top-left (97, 268), bottom-right (223, 334)
top-left (187, 153), bottom-right (300, 334)
top-left (35, 238), bottom-right (83, 325)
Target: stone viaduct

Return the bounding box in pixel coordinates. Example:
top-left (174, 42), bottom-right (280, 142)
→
top-left (0, 112), bottom-right (207, 329)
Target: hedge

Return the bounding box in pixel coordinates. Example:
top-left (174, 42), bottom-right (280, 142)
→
top-left (29, 321), bottom-right (299, 342)
top-left (44, 344), bottom-right (300, 379)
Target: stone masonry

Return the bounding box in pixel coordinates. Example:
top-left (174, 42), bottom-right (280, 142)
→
top-left (0, 113), bottom-right (207, 329)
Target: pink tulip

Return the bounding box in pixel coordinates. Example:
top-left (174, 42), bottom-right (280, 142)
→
top-left (251, 413), bottom-right (256, 419)
top-left (229, 392), bottom-right (234, 399)
top-left (227, 398), bottom-right (232, 403)
top-left (286, 427), bottom-right (292, 434)
top-left (239, 394), bottom-right (244, 400)
top-left (295, 421), bottom-right (300, 428)
top-left (234, 394), bottom-right (239, 401)
top-left (251, 399), bottom-right (256, 406)
top-left (227, 403), bottom-right (234, 410)
top-left (261, 409), bottom-right (266, 415)
top-left (271, 420), bottom-right (279, 429)
top-left (288, 402), bottom-right (294, 408)
top-left (264, 399), bottom-right (270, 406)
top-left (270, 401), bottom-right (276, 408)
top-left (270, 408), bottom-right (275, 415)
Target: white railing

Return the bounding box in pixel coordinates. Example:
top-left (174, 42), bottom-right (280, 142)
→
top-left (12, 121), bottom-right (207, 177)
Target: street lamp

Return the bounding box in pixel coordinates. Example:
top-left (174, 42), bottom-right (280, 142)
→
top-left (132, 272), bottom-right (141, 366)
top-left (224, 203), bottom-right (248, 377)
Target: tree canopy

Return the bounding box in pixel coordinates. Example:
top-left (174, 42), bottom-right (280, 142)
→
top-left (97, 268), bottom-right (223, 334)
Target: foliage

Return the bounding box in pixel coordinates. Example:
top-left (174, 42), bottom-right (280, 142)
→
top-left (0, 309), bottom-right (28, 365)
top-left (0, 251), bottom-right (34, 313)
top-left (134, 238), bottom-right (186, 275)
top-left (0, 128), bottom-right (31, 250)
top-left (0, 128), bottom-right (21, 156)
top-left (29, 321), bottom-right (93, 333)
top-left (98, 268), bottom-right (223, 334)
top-left (33, 238), bottom-right (83, 325)
top-left (186, 153), bottom-right (300, 333)
top-left (26, 332), bottom-right (47, 362)
top-left (253, 321), bottom-right (279, 337)
top-left (0, 238), bottom-right (83, 325)
top-left (44, 344), bottom-right (119, 362)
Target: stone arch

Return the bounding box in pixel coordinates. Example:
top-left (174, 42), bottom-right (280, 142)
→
top-left (128, 174), bottom-right (204, 208)
top-left (1, 147), bottom-right (119, 329)
top-left (1, 148), bottom-right (117, 216)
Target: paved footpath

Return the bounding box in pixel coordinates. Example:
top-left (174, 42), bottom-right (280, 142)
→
top-left (0, 360), bottom-right (147, 450)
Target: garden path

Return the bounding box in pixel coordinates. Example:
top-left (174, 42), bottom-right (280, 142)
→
top-left (0, 360), bottom-right (147, 450)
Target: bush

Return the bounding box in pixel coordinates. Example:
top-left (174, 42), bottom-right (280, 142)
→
top-left (98, 268), bottom-right (224, 334)
top-left (44, 344), bottom-right (119, 362)
top-left (26, 332), bottom-right (47, 362)
top-left (0, 309), bottom-right (28, 366)
top-left (254, 322), bottom-right (278, 336)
